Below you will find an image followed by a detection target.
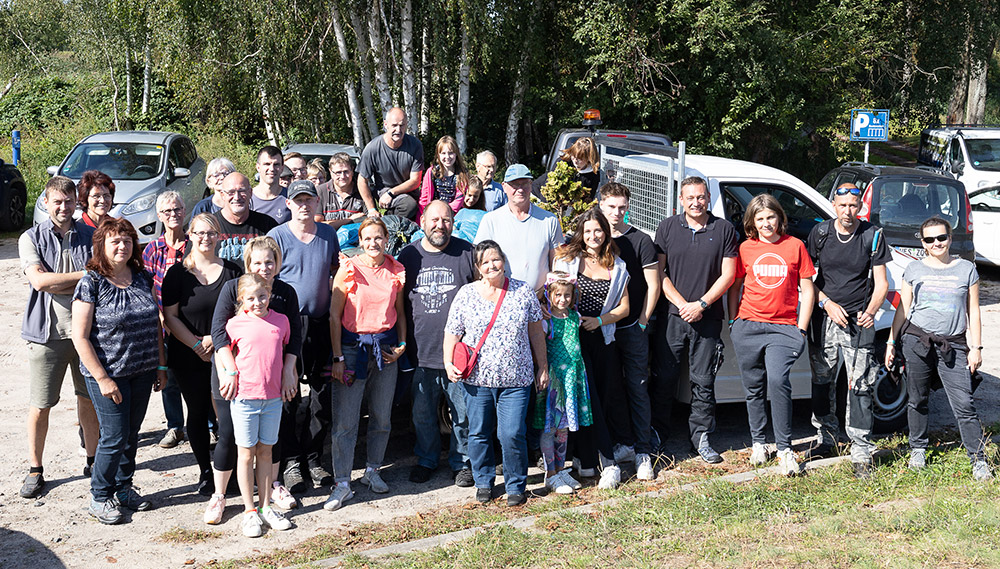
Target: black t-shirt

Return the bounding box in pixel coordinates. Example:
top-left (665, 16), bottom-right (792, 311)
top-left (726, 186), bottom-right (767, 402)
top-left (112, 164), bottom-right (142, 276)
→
top-left (614, 226), bottom-right (658, 327)
top-left (397, 237), bottom-right (476, 369)
top-left (213, 211), bottom-right (278, 270)
top-left (162, 260), bottom-right (242, 370)
top-left (653, 213), bottom-right (738, 321)
top-left (807, 220), bottom-right (891, 313)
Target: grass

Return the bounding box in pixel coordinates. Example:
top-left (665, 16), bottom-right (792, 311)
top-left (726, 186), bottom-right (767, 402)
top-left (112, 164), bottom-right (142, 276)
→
top-left (156, 527), bottom-right (224, 544)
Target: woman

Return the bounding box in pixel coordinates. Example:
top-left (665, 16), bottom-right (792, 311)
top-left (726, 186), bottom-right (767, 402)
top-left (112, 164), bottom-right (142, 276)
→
top-left (552, 208), bottom-right (629, 489)
top-left (325, 218), bottom-right (407, 511)
top-left (444, 240), bottom-right (549, 506)
top-left (77, 170), bottom-right (116, 228)
top-left (532, 138), bottom-right (601, 199)
top-left (418, 135), bottom-right (469, 220)
top-left (162, 213), bottom-right (243, 497)
top-left (71, 218), bottom-right (166, 525)
top-left (142, 191), bottom-right (189, 449)
top-left (886, 217), bottom-right (992, 481)
top-left (207, 236), bottom-right (301, 524)
top-left (190, 158), bottom-right (236, 217)
top-left (307, 159), bottom-right (328, 187)
top-left (727, 194), bottom-right (814, 476)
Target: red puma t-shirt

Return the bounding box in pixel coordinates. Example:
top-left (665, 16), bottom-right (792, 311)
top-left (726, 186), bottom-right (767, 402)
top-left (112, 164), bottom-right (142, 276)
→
top-left (735, 234), bottom-right (815, 325)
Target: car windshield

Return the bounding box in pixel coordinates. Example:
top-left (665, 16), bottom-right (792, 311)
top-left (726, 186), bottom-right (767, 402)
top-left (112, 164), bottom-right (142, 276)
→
top-left (60, 143), bottom-right (164, 181)
top-left (874, 178), bottom-right (964, 231)
top-left (966, 139), bottom-right (1000, 172)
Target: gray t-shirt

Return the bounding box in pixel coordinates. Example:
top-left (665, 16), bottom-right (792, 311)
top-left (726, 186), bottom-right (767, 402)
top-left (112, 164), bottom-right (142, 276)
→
top-left (474, 204), bottom-right (563, 291)
top-left (904, 258), bottom-right (978, 337)
top-left (357, 135), bottom-right (424, 196)
top-left (19, 231), bottom-right (74, 339)
top-left (251, 188), bottom-right (291, 224)
top-left (267, 223), bottom-right (340, 318)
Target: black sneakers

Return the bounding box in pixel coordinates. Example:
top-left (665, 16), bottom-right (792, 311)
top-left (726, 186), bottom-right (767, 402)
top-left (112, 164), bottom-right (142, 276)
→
top-left (19, 471), bottom-right (45, 498)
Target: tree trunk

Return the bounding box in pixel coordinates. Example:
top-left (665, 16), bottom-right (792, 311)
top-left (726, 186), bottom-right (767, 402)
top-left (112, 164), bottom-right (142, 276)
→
top-left (966, 56), bottom-right (988, 124)
top-left (141, 39), bottom-right (151, 116)
top-left (350, 10), bottom-right (380, 139)
top-left (258, 68), bottom-right (278, 146)
top-left (369, 0), bottom-right (393, 114)
top-left (332, 2), bottom-right (366, 147)
top-left (505, 51), bottom-right (529, 164)
top-left (401, 0), bottom-right (418, 130)
top-left (455, 19), bottom-right (471, 154)
top-left (102, 37), bottom-right (121, 130)
top-left (124, 45), bottom-right (133, 123)
top-left (418, 24), bottom-right (430, 136)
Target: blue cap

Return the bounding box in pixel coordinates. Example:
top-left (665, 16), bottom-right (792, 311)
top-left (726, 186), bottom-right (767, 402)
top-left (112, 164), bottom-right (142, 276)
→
top-left (503, 164), bottom-right (532, 183)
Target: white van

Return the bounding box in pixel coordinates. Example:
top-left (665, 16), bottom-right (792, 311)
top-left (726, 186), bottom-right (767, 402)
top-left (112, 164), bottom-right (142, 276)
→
top-left (918, 127), bottom-right (1000, 191)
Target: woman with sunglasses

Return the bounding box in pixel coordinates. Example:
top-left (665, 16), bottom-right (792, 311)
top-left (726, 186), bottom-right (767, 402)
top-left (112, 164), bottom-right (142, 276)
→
top-left (885, 216), bottom-right (992, 481)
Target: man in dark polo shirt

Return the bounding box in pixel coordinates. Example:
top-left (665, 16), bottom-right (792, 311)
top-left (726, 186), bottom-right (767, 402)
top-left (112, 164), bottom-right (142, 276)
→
top-left (651, 176), bottom-right (738, 464)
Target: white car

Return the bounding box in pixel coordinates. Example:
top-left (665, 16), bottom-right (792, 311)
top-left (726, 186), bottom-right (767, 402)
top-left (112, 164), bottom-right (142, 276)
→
top-left (969, 184), bottom-right (1000, 265)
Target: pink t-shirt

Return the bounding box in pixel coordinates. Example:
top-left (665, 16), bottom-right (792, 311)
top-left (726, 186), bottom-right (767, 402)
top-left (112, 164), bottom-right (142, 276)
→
top-left (226, 310), bottom-right (290, 400)
top-left (341, 255), bottom-right (406, 334)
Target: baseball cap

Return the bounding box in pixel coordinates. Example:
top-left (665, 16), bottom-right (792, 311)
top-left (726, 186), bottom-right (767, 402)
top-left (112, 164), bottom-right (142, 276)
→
top-left (287, 179), bottom-right (318, 199)
top-left (503, 164), bottom-right (532, 183)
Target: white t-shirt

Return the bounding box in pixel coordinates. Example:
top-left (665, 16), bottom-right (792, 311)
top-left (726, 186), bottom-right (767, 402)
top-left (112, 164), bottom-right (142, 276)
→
top-left (474, 204), bottom-right (563, 290)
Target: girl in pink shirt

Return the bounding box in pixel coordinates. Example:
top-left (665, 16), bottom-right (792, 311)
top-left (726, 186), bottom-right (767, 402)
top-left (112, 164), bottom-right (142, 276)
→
top-left (217, 274), bottom-right (294, 538)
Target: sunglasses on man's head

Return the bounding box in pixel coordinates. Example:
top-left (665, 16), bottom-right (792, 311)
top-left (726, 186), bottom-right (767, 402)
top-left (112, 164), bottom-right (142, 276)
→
top-left (835, 186), bottom-right (862, 196)
top-left (921, 234), bottom-right (949, 244)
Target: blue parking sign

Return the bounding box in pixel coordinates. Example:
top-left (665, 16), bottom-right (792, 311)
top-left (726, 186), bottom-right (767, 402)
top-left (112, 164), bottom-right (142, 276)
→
top-left (850, 109), bottom-right (889, 141)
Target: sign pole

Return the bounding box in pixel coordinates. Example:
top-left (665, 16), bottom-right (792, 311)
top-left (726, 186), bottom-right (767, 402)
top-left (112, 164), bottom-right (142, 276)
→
top-left (864, 141), bottom-right (869, 163)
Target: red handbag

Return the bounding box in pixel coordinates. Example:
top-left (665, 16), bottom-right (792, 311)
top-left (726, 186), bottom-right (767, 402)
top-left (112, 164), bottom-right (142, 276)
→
top-left (452, 279), bottom-right (508, 379)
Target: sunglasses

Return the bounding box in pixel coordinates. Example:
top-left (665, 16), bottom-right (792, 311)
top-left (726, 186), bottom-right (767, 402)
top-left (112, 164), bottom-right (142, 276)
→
top-left (921, 234), bottom-right (949, 244)
top-left (835, 186), bottom-right (862, 196)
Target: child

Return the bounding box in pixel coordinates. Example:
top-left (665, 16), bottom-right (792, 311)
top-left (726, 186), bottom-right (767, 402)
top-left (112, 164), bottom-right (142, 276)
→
top-left (417, 135), bottom-right (469, 220)
top-left (218, 274), bottom-right (294, 537)
top-left (533, 272), bottom-right (592, 494)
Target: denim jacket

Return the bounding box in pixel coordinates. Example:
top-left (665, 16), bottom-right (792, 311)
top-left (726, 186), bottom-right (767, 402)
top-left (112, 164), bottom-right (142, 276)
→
top-left (21, 219), bottom-right (94, 343)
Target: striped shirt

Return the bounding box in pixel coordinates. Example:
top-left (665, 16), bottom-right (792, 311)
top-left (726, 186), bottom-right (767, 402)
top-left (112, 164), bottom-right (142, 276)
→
top-left (142, 236), bottom-right (188, 310)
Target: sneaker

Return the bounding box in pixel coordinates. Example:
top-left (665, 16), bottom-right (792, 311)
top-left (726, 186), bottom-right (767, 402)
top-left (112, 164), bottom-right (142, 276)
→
top-left (89, 497), bottom-right (123, 525)
top-left (506, 492), bottom-right (527, 506)
top-left (309, 464), bottom-right (333, 487)
top-left (972, 460), bottom-right (994, 481)
top-left (270, 482), bottom-right (298, 510)
top-left (635, 453), bottom-right (655, 481)
top-left (852, 461), bottom-right (872, 480)
top-left (573, 458), bottom-right (596, 478)
top-left (360, 468), bottom-right (389, 494)
top-left (19, 472), bottom-right (45, 498)
top-left (777, 448), bottom-right (800, 477)
top-left (749, 443), bottom-right (768, 466)
top-left (83, 462), bottom-right (93, 478)
top-left (116, 487), bottom-right (152, 511)
top-left (197, 471), bottom-right (215, 497)
top-left (908, 448), bottom-right (926, 471)
top-left (698, 445), bottom-right (723, 464)
top-left (283, 463), bottom-right (308, 494)
top-left (203, 493), bottom-right (226, 525)
top-left (453, 468), bottom-right (474, 488)
top-left (804, 442), bottom-right (836, 461)
top-left (158, 428), bottom-right (185, 449)
top-left (259, 506), bottom-right (292, 531)
top-left (323, 483), bottom-right (354, 511)
top-left (598, 464), bottom-right (621, 490)
top-left (545, 472), bottom-right (574, 495)
top-left (241, 510), bottom-right (264, 537)
top-left (613, 444), bottom-right (636, 464)
top-left (476, 487), bottom-right (492, 503)
top-left (409, 465), bottom-right (434, 484)
top-left (560, 470), bottom-right (583, 490)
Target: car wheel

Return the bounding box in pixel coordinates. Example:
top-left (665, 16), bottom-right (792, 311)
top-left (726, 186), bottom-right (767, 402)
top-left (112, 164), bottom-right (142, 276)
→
top-left (0, 186), bottom-right (27, 231)
top-left (872, 364), bottom-right (908, 433)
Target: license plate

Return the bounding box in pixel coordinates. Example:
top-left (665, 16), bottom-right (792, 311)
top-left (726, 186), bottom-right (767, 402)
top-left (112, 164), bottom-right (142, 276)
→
top-left (896, 247), bottom-right (926, 259)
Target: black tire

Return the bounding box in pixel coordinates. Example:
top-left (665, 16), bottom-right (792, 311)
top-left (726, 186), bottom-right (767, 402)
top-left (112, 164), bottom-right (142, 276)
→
top-left (0, 186), bottom-right (27, 231)
top-left (834, 329), bottom-right (909, 434)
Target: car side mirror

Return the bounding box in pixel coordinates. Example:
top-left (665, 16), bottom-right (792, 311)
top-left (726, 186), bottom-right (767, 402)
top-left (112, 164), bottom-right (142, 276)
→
top-left (173, 167), bottom-right (191, 178)
top-left (46, 166), bottom-right (58, 176)
top-left (951, 160), bottom-right (964, 175)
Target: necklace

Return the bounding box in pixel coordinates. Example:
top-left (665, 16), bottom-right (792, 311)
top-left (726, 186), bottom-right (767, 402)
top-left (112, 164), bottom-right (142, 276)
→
top-left (835, 223), bottom-right (857, 244)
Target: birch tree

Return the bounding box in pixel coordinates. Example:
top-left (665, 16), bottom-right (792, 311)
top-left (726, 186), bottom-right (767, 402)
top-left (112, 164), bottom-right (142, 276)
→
top-left (331, 1), bottom-right (366, 146)
top-left (400, 0), bottom-right (418, 130)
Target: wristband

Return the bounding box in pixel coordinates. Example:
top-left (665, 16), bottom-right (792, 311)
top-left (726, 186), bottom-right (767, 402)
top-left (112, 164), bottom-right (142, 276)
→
top-left (192, 339), bottom-right (202, 349)
top-left (398, 341), bottom-right (406, 348)
top-left (728, 319), bottom-right (735, 325)
top-left (597, 316), bottom-right (603, 326)
top-left (638, 323), bottom-right (647, 331)
top-left (157, 365), bottom-right (168, 371)
top-left (886, 339), bottom-right (895, 345)
top-left (224, 369), bottom-right (237, 377)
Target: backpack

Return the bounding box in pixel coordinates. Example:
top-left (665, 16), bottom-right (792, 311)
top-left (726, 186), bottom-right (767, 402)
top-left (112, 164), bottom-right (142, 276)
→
top-left (812, 219), bottom-right (883, 266)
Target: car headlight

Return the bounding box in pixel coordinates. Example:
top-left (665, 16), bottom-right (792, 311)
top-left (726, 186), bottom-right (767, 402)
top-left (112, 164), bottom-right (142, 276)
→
top-left (121, 193), bottom-right (157, 215)
top-left (36, 195), bottom-right (47, 213)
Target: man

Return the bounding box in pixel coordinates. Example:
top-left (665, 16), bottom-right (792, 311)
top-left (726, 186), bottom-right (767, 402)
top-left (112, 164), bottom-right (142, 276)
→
top-left (474, 164), bottom-right (563, 291)
top-left (316, 153), bottom-right (366, 229)
top-left (214, 172), bottom-right (278, 269)
top-left (267, 179), bottom-right (340, 492)
top-left (284, 152), bottom-right (308, 182)
top-left (599, 182), bottom-right (659, 480)
top-left (807, 183), bottom-right (890, 479)
top-left (18, 176), bottom-right (100, 498)
top-left (474, 151), bottom-right (508, 211)
top-left (398, 201), bottom-right (476, 487)
top-left (252, 146), bottom-right (291, 224)
top-left (651, 176), bottom-right (737, 464)
top-left (356, 107), bottom-right (423, 220)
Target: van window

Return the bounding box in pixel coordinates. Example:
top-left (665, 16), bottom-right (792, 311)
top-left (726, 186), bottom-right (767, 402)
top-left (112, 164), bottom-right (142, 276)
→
top-left (815, 170), bottom-right (837, 197)
top-left (874, 179), bottom-right (964, 231)
top-left (720, 183), bottom-right (826, 242)
top-left (965, 139), bottom-right (1000, 172)
top-left (950, 140), bottom-right (963, 165)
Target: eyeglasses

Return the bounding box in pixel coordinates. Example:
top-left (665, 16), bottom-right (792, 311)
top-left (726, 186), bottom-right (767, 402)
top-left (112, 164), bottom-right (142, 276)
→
top-left (191, 230), bottom-right (219, 239)
top-left (835, 186), bottom-right (862, 196)
top-left (921, 234), bottom-right (949, 244)
top-left (208, 171), bottom-right (233, 180)
top-left (331, 170), bottom-right (352, 177)
top-left (159, 207), bottom-right (184, 216)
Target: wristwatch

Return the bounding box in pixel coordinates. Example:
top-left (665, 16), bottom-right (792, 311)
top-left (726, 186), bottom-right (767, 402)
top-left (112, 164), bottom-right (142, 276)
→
top-left (698, 299), bottom-right (708, 309)
top-left (332, 355), bottom-right (346, 363)
top-left (818, 299), bottom-right (827, 309)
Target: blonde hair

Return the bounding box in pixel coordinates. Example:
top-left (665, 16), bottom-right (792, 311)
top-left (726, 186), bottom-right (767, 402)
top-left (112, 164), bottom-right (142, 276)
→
top-left (241, 236), bottom-right (283, 272)
top-left (183, 213), bottom-right (223, 270)
top-left (235, 273), bottom-right (271, 311)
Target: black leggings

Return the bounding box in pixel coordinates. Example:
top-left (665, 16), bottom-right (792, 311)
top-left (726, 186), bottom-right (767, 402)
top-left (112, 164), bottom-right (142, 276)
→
top-left (213, 397), bottom-right (283, 473)
top-left (174, 363), bottom-right (214, 474)
top-left (571, 329), bottom-right (617, 469)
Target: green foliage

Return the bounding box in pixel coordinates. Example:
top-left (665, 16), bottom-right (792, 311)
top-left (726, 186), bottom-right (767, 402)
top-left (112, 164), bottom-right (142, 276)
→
top-left (538, 160), bottom-right (594, 233)
top-left (0, 76), bottom-right (77, 132)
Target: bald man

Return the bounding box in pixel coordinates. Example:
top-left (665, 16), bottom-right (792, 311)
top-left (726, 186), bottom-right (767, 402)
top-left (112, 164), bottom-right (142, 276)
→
top-left (213, 172), bottom-right (278, 269)
top-left (356, 107), bottom-right (424, 220)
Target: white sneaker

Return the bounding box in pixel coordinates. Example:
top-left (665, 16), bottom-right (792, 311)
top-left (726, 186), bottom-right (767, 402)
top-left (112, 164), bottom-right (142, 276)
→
top-left (573, 457), bottom-right (596, 478)
top-left (545, 472), bottom-right (574, 495)
top-left (598, 464), bottom-right (621, 489)
top-left (203, 493), bottom-right (225, 525)
top-left (241, 510), bottom-right (264, 538)
top-left (749, 443), bottom-right (768, 467)
top-left (270, 482), bottom-right (298, 510)
top-left (777, 448), bottom-right (799, 476)
top-left (360, 468), bottom-right (389, 494)
top-left (613, 444), bottom-right (636, 464)
top-left (323, 483), bottom-right (354, 511)
top-left (259, 506), bottom-right (292, 531)
top-left (635, 453), bottom-right (654, 480)
top-left (559, 470), bottom-right (583, 490)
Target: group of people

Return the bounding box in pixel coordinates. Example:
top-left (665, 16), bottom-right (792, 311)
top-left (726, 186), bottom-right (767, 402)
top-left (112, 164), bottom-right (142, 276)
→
top-left (18, 106), bottom-right (994, 538)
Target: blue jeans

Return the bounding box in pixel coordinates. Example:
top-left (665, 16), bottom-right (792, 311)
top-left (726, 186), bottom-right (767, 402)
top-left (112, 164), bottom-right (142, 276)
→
top-left (412, 367), bottom-right (469, 471)
top-left (161, 369), bottom-right (184, 430)
top-left (85, 370), bottom-right (156, 501)
top-left (463, 383), bottom-right (530, 495)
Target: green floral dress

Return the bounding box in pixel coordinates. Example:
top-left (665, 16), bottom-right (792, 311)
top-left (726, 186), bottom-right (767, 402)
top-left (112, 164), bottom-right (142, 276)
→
top-left (533, 311), bottom-right (592, 431)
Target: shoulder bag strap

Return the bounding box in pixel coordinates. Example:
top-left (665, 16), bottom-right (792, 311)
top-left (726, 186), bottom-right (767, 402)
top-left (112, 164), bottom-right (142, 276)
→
top-left (473, 278), bottom-right (508, 354)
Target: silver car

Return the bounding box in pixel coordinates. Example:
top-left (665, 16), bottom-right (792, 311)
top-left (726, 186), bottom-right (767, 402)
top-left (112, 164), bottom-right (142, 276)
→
top-left (34, 131), bottom-right (208, 242)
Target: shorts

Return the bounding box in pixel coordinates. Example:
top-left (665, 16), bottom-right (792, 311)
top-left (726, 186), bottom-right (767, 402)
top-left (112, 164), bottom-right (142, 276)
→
top-left (231, 397), bottom-right (282, 447)
top-left (28, 339), bottom-right (90, 409)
